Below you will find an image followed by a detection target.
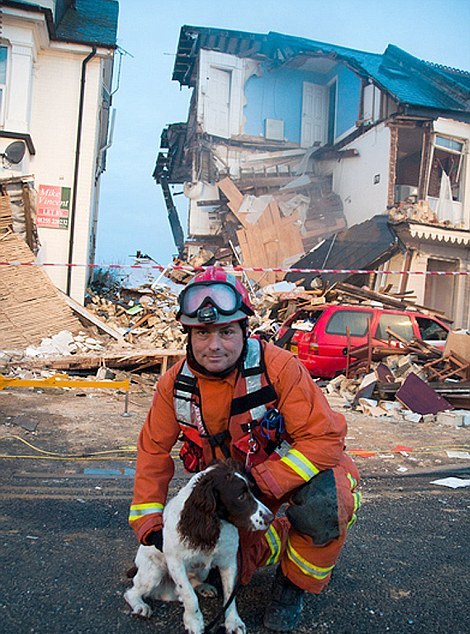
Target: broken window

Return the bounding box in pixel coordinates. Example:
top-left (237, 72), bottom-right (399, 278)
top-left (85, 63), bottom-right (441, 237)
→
top-left (428, 135), bottom-right (464, 201)
top-left (395, 126), bottom-right (424, 202)
top-left (415, 317), bottom-right (448, 343)
top-left (0, 45), bottom-right (7, 124)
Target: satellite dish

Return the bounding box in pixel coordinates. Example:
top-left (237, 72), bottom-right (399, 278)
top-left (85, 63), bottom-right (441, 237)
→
top-left (1, 141), bottom-right (26, 165)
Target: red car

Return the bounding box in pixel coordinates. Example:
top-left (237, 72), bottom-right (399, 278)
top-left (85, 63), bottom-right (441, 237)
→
top-left (275, 305), bottom-right (450, 379)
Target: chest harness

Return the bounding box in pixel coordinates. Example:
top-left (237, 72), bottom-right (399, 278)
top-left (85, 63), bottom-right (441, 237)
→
top-left (173, 338), bottom-right (284, 472)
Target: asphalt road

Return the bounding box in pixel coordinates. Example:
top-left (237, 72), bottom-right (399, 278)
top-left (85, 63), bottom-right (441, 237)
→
top-left (1, 461), bottom-right (469, 634)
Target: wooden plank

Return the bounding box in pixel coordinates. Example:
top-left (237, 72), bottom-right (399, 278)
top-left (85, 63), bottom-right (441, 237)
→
top-left (60, 291), bottom-right (124, 341)
top-left (27, 349), bottom-right (187, 372)
top-left (217, 177), bottom-right (245, 219)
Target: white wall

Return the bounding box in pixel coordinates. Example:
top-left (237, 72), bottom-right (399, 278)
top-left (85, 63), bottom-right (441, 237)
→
top-left (31, 48), bottom-right (103, 300)
top-left (331, 123), bottom-right (391, 226)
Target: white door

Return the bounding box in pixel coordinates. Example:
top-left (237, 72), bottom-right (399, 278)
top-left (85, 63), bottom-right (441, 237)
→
top-left (301, 82), bottom-right (328, 148)
top-left (206, 67), bottom-right (231, 138)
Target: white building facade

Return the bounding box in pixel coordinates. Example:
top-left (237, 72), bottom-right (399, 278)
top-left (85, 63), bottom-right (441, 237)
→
top-left (1, 0), bottom-right (118, 302)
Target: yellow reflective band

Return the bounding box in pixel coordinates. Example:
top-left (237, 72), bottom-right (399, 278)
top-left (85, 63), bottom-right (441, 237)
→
top-left (128, 502), bottom-right (164, 522)
top-left (352, 491), bottom-right (363, 513)
top-left (286, 539), bottom-right (334, 580)
top-left (264, 525), bottom-right (282, 567)
top-left (348, 513), bottom-right (357, 529)
top-left (280, 449), bottom-right (320, 482)
top-left (347, 472), bottom-right (358, 489)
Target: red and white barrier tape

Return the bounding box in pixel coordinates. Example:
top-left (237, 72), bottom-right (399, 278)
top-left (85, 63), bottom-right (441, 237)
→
top-left (0, 261), bottom-right (469, 276)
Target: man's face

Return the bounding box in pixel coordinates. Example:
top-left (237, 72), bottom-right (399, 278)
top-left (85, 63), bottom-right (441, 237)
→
top-left (190, 321), bottom-right (244, 373)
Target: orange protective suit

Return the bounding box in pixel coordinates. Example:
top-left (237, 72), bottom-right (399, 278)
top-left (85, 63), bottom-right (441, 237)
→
top-left (129, 339), bottom-right (361, 594)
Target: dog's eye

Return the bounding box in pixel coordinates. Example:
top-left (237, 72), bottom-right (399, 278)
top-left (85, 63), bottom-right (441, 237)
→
top-left (237, 492), bottom-right (248, 501)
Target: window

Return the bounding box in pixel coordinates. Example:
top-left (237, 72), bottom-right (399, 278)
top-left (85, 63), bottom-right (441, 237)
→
top-left (428, 134), bottom-right (465, 201)
top-left (0, 45), bottom-right (7, 124)
top-left (375, 313), bottom-right (414, 341)
top-left (325, 310), bottom-right (373, 337)
top-left (415, 317), bottom-right (448, 342)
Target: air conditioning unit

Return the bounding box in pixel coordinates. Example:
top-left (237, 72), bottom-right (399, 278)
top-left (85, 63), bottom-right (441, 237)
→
top-left (265, 118), bottom-right (284, 141)
top-left (395, 185), bottom-right (418, 203)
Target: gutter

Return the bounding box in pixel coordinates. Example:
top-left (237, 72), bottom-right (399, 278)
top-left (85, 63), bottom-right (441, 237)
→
top-left (66, 46), bottom-right (97, 297)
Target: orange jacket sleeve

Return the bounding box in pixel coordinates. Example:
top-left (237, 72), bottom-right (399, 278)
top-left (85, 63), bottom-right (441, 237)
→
top-left (128, 362), bottom-right (182, 543)
top-left (251, 343), bottom-right (348, 500)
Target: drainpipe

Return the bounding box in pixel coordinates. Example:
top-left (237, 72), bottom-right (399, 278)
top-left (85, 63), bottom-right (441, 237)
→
top-left (66, 47), bottom-right (97, 297)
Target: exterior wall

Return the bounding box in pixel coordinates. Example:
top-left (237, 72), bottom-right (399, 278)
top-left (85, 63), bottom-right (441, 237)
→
top-left (375, 246), bottom-right (469, 329)
top-left (31, 48), bottom-right (103, 300)
top-left (331, 123), bottom-right (391, 226)
top-left (403, 243), bottom-right (469, 329)
top-left (1, 5), bottom-right (115, 303)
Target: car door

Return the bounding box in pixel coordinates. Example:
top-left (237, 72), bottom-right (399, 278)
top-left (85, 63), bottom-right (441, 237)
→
top-left (319, 308), bottom-right (374, 373)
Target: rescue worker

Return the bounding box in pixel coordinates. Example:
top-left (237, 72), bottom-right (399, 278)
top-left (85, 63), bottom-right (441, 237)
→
top-left (129, 266), bottom-right (361, 632)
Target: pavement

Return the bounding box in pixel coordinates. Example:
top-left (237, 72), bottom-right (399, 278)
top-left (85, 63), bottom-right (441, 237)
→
top-left (1, 388), bottom-right (469, 633)
top-left (1, 458), bottom-right (469, 634)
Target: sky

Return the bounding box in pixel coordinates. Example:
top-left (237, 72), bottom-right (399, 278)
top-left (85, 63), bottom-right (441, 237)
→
top-left (95, 0), bottom-right (470, 268)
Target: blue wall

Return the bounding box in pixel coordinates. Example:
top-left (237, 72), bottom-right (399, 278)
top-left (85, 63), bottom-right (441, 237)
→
top-left (334, 65), bottom-right (361, 138)
top-left (243, 62), bottom-right (361, 143)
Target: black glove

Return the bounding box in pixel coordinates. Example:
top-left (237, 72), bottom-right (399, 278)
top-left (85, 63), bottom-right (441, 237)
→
top-left (146, 529), bottom-right (163, 551)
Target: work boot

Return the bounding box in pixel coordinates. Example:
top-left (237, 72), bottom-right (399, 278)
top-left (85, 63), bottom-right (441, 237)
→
top-left (263, 566), bottom-right (304, 631)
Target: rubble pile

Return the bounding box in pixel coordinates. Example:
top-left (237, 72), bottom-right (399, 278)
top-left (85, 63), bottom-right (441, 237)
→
top-left (388, 200), bottom-right (438, 225)
top-left (85, 285), bottom-right (186, 350)
top-left (325, 341), bottom-right (469, 425)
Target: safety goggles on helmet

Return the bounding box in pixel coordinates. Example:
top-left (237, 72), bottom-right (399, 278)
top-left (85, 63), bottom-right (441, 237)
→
top-left (179, 281), bottom-right (244, 318)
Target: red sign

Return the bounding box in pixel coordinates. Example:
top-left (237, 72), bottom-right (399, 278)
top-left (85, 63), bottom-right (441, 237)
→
top-left (37, 185), bottom-right (71, 229)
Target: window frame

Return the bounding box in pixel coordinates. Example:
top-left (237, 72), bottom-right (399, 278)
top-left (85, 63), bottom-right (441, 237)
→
top-left (428, 133), bottom-right (465, 202)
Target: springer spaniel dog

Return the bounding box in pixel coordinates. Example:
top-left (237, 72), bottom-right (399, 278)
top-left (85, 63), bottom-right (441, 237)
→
top-left (125, 461), bottom-right (274, 634)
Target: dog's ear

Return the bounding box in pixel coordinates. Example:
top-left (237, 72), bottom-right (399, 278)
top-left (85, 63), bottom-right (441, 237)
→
top-left (178, 472), bottom-right (221, 552)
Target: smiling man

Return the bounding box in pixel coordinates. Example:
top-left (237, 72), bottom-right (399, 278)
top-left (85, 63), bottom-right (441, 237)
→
top-left (129, 267), bottom-right (361, 631)
top-left (190, 322), bottom-right (245, 374)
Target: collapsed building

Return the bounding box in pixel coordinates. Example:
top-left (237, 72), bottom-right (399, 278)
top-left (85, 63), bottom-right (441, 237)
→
top-left (153, 26), bottom-right (470, 328)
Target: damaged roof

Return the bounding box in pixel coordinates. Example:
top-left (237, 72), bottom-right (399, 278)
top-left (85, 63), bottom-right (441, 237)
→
top-left (173, 26), bottom-right (470, 119)
top-left (285, 215), bottom-right (401, 288)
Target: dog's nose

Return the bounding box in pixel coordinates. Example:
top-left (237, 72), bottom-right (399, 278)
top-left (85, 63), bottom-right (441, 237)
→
top-left (258, 503), bottom-right (274, 525)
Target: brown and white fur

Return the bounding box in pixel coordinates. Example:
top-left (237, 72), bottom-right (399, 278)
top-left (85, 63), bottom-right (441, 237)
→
top-left (124, 461), bottom-right (274, 634)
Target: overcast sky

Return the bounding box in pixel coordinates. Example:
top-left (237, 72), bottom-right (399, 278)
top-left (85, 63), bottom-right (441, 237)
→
top-left (95, 0), bottom-right (470, 268)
